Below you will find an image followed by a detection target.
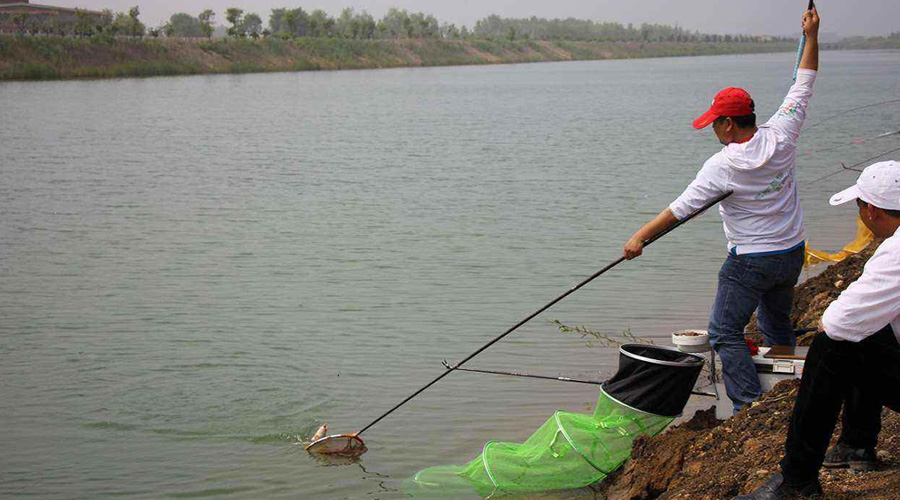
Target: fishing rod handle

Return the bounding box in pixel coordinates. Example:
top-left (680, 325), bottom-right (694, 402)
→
top-left (793, 0), bottom-right (815, 81)
top-left (792, 34), bottom-right (806, 82)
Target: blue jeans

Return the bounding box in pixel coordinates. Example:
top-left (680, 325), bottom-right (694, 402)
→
top-left (708, 245), bottom-right (805, 414)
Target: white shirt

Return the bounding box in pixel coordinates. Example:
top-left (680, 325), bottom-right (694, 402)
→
top-left (669, 69), bottom-right (817, 255)
top-left (822, 231), bottom-right (900, 343)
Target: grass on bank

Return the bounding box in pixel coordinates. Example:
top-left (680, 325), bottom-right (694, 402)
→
top-left (0, 35), bottom-right (805, 81)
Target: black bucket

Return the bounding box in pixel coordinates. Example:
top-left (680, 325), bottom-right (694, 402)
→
top-left (602, 344), bottom-right (705, 417)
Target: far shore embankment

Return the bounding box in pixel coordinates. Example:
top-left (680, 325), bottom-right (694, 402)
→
top-left (0, 36), bottom-right (801, 81)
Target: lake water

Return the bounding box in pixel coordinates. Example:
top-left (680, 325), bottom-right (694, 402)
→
top-left (2, 50), bottom-right (899, 499)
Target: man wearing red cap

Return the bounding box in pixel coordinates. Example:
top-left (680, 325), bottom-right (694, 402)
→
top-left (623, 8), bottom-right (820, 414)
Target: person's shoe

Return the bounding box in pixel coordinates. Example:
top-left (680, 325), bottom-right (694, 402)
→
top-left (732, 473), bottom-right (822, 499)
top-left (823, 442), bottom-right (878, 471)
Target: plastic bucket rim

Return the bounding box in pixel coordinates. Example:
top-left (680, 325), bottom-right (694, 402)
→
top-left (618, 343), bottom-right (705, 368)
top-left (599, 385), bottom-right (682, 418)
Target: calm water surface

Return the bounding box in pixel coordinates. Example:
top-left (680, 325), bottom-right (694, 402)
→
top-left (2, 50), bottom-right (899, 499)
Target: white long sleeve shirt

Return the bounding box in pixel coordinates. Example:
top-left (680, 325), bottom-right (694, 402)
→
top-left (822, 232), bottom-right (900, 343)
top-left (669, 69), bottom-right (817, 255)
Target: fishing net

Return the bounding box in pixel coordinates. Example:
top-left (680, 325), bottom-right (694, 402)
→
top-left (305, 434), bottom-right (367, 456)
top-left (403, 345), bottom-right (704, 497)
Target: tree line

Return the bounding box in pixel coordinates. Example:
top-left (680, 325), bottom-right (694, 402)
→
top-left (219, 7), bottom-right (448, 40)
top-left (472, 15), bottom-right (793, 43)
top-left (2, 6), bottom-right (794, 43)
top-left (4, 7), bottom-right (146, 39)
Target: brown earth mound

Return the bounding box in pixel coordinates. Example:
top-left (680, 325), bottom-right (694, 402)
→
top-left (600, 241), bottom-right (900, 499)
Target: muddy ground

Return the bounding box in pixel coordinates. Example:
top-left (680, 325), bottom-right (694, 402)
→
top-left (599, 241), bottom-right (900, 499)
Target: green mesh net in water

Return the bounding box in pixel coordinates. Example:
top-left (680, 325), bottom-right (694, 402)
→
top-left (405, 389), bottom-right (673, 497)
top-left (404, 345), bottom-right (704, 498)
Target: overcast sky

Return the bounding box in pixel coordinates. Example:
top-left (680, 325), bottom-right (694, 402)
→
top-left (48, 0), bottom-right (898, 38)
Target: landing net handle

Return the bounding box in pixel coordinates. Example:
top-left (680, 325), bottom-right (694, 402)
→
top-left (350, 190), bottom-right (734, 439)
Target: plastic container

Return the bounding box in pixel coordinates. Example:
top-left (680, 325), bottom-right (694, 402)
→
top-left (752, 346), bottom-right (807, 391)
top-left (713, 346), bottom-right (808, 418)
top-left (671, 329), bottom-right (711, 353)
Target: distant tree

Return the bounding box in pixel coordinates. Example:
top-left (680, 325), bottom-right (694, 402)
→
top-left (95, 9), bottom-right (114, 34)
top-left (113, 13), bottom-right (130, 36)
top-left (441, 22), bottom-right (460, 39)
top-left (243, 12), bottom-right (263, 39)
top-left (166, 13), bottom-right (204, 38)
top-left (269, 8), bottom-right (286, 33)
top-left (376, 7), bottom-right (430, 39)
top-left (148, 26), bottom-right (162, 38)
top-left (400, 11), bottom-right (439, 38)
top-left (127, 6), bottom-right (145, 38)
top-left (335, 8), bottom-right (358, 38)
top-left (282, 9), bottom-right (296, 37)
top-left (74, 9), bottom-right (95, 37)
top-left (356, 11), bottom-right (375, 39)
top-left (199, 9), bottom-right (215, 38)
top-left (307, 9), bottom-right (334, 38)
top-left (377, 7), bottom-right (408, 39)
top-left (10, 13), bottom-right (29, 35)
top-left (225, 7), bottom-right (245, 38)
top-left (27, 16), bottom-right (43, 36)
top-left (402, 14), bottom-right (414, 37)
top-left (271, 7), bottom-right (308, 38)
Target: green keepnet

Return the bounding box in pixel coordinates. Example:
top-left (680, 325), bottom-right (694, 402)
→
top-left (404, 389), bottom-right (673, 497)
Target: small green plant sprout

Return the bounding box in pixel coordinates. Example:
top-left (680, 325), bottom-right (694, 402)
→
top-left (551, 319), bottom-right (656, 348)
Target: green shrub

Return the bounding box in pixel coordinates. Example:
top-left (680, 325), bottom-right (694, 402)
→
top-left (13, 62), bottom-right (59, 79)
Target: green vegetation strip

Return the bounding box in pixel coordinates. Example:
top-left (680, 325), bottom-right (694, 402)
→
top-left (0, 35), bottom-right (805, 81)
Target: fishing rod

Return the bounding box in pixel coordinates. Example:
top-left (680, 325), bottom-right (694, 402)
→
top-left (805, 99), bottom-right (900, 132)
top-left (305, 190), bottom-right (734, 455)
top-left (441, 327), bottom-right (818, 395)
top-left (800, 128), bottom-right (900, 156)
top-left (440, 360), bottom-right (718, 398)
top-left (808, 145), bottom-right (900, 185)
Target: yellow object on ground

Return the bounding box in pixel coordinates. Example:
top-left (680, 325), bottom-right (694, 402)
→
top-left (806, 217), bottom-right (873, 265)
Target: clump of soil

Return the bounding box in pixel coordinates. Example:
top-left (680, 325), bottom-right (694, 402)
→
top-left (599, 241), bottom-right (900, 499)
top-left (747, 241), bottom-right (880, 346)
top-left (601, 407), bottom-right (721, 499)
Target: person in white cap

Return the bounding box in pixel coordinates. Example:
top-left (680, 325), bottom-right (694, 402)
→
top-left (735, 160), bottom-right (900, 500)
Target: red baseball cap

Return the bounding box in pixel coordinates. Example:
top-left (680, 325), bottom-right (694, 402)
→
top-left (692, 87), bottom-right (754, 129)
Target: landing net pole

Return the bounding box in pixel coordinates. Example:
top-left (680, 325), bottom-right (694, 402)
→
top-left (353, 190), bottom-right (734, 438)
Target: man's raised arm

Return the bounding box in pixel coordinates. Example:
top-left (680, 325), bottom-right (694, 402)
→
top-left (798, 6), bottom-right (819, 72)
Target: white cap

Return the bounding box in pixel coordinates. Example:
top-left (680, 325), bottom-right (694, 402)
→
top-left (830, 160), bottom-right (900, 210)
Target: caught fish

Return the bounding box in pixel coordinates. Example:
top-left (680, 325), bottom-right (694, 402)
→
top-left (312, 424), bottom-right (327, 442)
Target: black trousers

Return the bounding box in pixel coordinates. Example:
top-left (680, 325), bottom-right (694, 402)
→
top-left (780, 325), bottom-right (900, 484)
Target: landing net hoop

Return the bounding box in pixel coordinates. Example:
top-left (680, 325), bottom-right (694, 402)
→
top-left (305, 434), bottom-right (367, 456)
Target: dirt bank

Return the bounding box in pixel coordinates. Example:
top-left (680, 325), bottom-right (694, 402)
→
top-left (602, 380), bottom-right (900, 499)
top-left (601, 241), bottom-right (900, 499)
